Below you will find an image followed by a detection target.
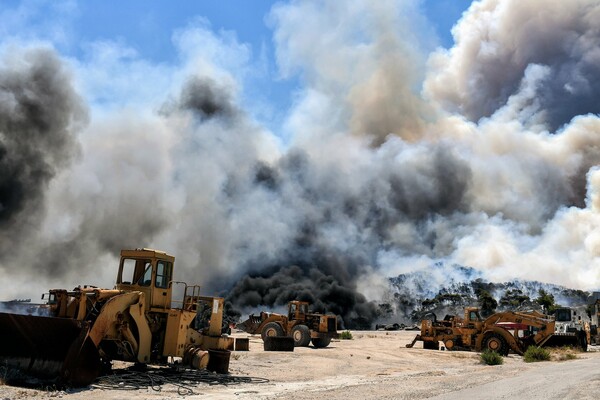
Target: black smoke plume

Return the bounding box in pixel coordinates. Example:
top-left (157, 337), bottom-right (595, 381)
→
top-left (0, 47), bottom-right (84, 254)
top-left (222, 145), bottom-right (472, 328)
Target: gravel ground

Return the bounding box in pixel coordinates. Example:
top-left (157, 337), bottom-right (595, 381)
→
top-left (1, 330), bottom-right (598, 400)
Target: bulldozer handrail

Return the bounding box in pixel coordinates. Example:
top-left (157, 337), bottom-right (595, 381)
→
top-left (168, 281), bottom-right (202, 311)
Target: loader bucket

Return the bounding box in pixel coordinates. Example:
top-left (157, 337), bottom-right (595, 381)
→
top-left (237, 317), bottom-right (261, 334)
top-left (0, 312), bottom-right (101, 387)
top-left (543, 333), bottom-right (586, 351)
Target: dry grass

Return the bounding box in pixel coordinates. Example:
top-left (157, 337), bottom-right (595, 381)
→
top-left (550, 347), bottom-right (579, 361)
top-left (451, 353), bottom-right (474, 359)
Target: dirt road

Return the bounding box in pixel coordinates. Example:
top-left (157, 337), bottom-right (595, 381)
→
top-left (0, 330), bottom-right (598, 399)
top-left (430, 354), bottom-right (600, 400)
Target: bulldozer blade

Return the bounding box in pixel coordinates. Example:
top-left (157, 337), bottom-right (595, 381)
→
top-left (0, 312), bottom-right (101, 387)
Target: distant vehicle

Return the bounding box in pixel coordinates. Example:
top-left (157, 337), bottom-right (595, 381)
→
top-left (238, 300), bottom-right (339, 348)
top-left (406, 307), bottom-right (560, 355)
top-left (375, 323), bottom-right (405, 331)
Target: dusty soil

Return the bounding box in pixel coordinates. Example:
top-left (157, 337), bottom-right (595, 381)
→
top-left (1, 330), bottom-right (599, 400)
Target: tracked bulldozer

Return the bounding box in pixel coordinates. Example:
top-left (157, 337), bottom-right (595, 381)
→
top-left (0, 248), bottom-right (233, 386)
top-left (406, 307), bottom-right (557, 355)
top-left (238, 300), bottom-right (338, 348)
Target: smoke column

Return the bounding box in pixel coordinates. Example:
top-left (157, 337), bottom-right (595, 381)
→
top-left (0, 0), bottom-right (599, 327)
top-left (0, 47), bottom-right (85, 266)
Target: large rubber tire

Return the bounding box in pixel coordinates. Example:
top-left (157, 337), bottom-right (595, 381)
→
top-left (579, 332), bottom-right (588, 352)
top-left (444, 339), bottom-right (455, 351)
top-left (291, 325), bottom-right (311, 347)
top-left (483, 333), bottom-right (508, 356)
top-left (264, 336), bottom-right (295, 352)
top-left (311, 337), bottom-right (332, 348)
top-left (261, 322), bottom-right (285, 341)
top-left (423, 340), bottom-right (440, 350)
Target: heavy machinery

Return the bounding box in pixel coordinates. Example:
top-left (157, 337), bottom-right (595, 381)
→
top-left (590, 299), bottom-right (600, 345)
top-left (543, 307), bottom-right (589, 350)
top-left (406, 307), bottom-right (556, 355)
top-left (0, 248), bottom-right (233, 386)
top-left (238, 300), bottom-right (338, 348)
top-left (375, 323), bottom-right (405, 331)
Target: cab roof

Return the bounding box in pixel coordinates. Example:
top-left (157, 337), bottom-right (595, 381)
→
top-left (120, 248), bottom-right (175, 262)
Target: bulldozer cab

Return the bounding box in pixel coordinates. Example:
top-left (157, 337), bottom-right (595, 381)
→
top-left (116, 248), bottom-right (174, 311)
top-left (288, 301), bottom-right (309, 321)
top-left (554, 307), bottom-right (576, 322)
top-left (464, 307), bottom-right (483, 328)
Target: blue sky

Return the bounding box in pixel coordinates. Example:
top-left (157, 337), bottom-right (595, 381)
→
top-left (66, 0), bottom-right (472, 59)
top-left (0, 0), bottom-right (474, 133)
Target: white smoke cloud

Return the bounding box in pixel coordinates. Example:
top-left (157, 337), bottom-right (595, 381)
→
top-left (425, 0), bottom-right (600, 131)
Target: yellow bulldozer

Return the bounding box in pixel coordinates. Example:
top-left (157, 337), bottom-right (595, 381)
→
top-left (0, 248), bottom-right (233, 386)
top-left (406, 307), bottom-right (558, 355)
top-left (238, 300), bottom-right (339, 348)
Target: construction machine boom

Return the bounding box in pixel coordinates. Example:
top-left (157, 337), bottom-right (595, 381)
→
top-left (0, 248), bottom-right (233, 387)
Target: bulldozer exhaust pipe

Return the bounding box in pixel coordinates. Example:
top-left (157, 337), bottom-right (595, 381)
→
top-left (0, 312), bottom-right (102, 387)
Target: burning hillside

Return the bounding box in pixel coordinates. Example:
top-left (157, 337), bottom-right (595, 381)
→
top-left (384, 263), bottom-right (593, 325)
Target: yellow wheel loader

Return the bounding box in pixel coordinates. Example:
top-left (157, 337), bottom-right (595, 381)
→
top-left (406, 307), bottom-right (556, 355)
top-left (238, 300), bottom-right (338, 348)
top-left (0, 248), bottom-right (233, 386)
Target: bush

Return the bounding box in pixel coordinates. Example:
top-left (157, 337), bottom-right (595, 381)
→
top-left (523, 346), bottom-right (551, 362)
top-left (552, 346), bottom-right (579, 361)
top-left (480, 349), bottom-right (504, 365)
top-left (339, 330), bottom-right (353, 340)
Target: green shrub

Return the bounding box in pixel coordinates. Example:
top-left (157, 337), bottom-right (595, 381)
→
top-left (339, 330), bottom-right (353, 340)
top-left (523, 346), bottom-right (551, 362)
top-left (480, 349), bottom-right (504, 365)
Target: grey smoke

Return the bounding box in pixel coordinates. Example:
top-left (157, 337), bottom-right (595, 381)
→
top-left (178, 76), bottom-right (238, 121)
top-left (425, 0), bottom-right (600, 132)
top-left (0, 47), bottom-right (85, 255)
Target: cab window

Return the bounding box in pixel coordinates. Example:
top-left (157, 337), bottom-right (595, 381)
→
top-left (120, 258), bottom-right (151, 285)
top-left (156, 261), bottom-right (172, 289)
top-left (137, 262), bottom-right (153, 286)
